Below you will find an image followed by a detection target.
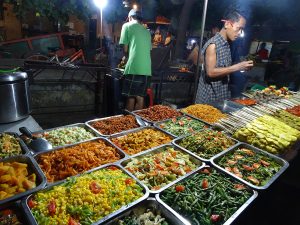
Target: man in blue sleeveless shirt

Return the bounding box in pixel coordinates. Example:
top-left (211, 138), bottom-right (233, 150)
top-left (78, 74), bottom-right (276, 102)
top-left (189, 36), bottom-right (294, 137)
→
top-left (195, 9), bottom-right (253, 103)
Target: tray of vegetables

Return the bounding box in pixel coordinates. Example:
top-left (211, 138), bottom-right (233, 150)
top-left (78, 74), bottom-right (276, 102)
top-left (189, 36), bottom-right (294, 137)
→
top-left (156, 166), bottom-right (257, 225)
top-left (85, 114), bottom-right (145, 137)
top-left (173, 129), bottom-right (237, 162)
top-left (22, 123), bottom-right (99, 151)
top-left (0, 201), bottom-right (29, 224)
top-left (110, 127), bottom-right (173, 156)
top-left (34, 137), bottom-right (126, 184)
top-left (22, 164), bottom-right (148, 225)
top-left (121, 144), bottom-right (204, 194)
top-left (154, 115), bottom-right (208, 138)
top-left (105, 197), bottom-right (189, 225)
top-left (0, 132), bottom-right (29, 159)
top-left (0, 155), bottom-right (46, 206)
top-left (131, 105), bottom-right (182, 124)
top-left (210, 143), bottom-right (289, 190)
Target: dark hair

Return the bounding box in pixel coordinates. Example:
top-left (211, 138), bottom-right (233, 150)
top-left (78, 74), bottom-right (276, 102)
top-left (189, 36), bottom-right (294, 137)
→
top-left (223, 9), bottom-right (246, 22)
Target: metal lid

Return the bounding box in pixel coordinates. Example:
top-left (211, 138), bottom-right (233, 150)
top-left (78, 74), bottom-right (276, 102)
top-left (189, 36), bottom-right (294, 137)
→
top-left (0, 71), bottom-right (28, 83)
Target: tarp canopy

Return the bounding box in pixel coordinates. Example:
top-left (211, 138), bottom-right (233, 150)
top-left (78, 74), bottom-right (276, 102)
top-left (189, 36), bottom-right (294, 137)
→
top-left (146, 16), bottom-right (170, 25)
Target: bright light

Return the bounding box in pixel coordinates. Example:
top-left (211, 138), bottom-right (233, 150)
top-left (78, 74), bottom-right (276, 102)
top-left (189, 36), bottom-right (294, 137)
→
top-left (240, 30), bottom-right (245, 38)
top-left (133, 4), bottom-right (138, 9)
top-left (191, 39), bottom-right (196, 44)
top-left (93, 0), bottom-right (107, 9)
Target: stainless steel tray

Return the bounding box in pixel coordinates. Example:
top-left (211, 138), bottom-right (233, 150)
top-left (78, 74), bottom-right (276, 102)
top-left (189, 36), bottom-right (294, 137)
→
top-left (0, 200), bottom-right (30, 224)
top-left (120, 144), bottom-right (204, 195)
top-left (0, 132), bottom-right (30, 158)
top-left (210, 142), bottom-right (289, 190)
top-left (172, 128), bottom-right (238, 163)
top-left (228, 96), bottom-right (257, 107)
top-left (33, 137), bottom-right (127, 185)
top-left (85, 114), bottom-right (145, 137)
top-left (0, 155), bottom-right (46, 206)
top-left (105, 197), bottom-right (189, 225)
top-left (21, 164), bottom-right (149, 225)
top-left (25, 123), bottom-right (100, 152)
top-left (209, 100), bottom-right (244, 114)
top-left (109, 126), bottom-right (174, 157)
top-left (130, 107), bottom-right (183, 124)
top-left (156, 165), bottom-right (258, 225)
top-left (153, 115), bottom-right (210, 138)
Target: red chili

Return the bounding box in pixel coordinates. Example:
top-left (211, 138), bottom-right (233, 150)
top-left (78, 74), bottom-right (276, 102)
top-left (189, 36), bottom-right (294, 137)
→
top-left (210, 214), bottom-right (220, 222)
top-left (48, 200), bottom-right (56, 216)
top-left (68, 217), bottom-right (80, 225)
top-left (202, 178), bottom-right (209, 189)
top-left (125, 178), bottom-right (133, 185)
top-left (90, 181), bottom-right (102, 194)
top-left (175, 185), bottom-right (185, 192)
top-left (28, 198), bottom-right (37, 209)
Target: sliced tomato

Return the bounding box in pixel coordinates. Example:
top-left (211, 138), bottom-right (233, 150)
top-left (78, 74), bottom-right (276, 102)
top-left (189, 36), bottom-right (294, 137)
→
top-left (90, 181), bottom-right (102, 194)
top-left (48, 200), bottom-right (56, 216)
top-left (68, 217), bottom-right (80, 225)
top-left (210, 214), bottom-right (220, 222)
top-left (175, 185), bottom-right (185, 192)
top-left (28, 198), bottom-right (37, 209)
top-left (178, 121), bottom-right (184, 126)
top-left (125, 178), bottom-right (133, 186)
top-left (202, 178), bottom-right (209, 189)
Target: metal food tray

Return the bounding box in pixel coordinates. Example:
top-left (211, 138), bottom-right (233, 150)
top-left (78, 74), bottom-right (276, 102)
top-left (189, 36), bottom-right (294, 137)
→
top-left (120, 144), bottom-right (204, 195)
top-left (21, 164), bottom-right (149, 225)
top-left (0, 155), bottom-right (46, 206)
top-left (130, 107), bottom-right (183, 124)
top-left (228, 96), bottom-right (257, 107)
top-left (0, 200), bottom-right (30, 224)
top-left (0, 132), bottom-right (30, 158)
top-left (33, 137), bottom-right (127, 185)
top-left (105, 197), bottom-right (189, 225)
top-left (109, 126), bottom-right (174, 157)
top-left (85, 114), bottom-right (145, 138)
top-left (172, 128), bottom-right (239, 163)
top-left (209, 100), bottom-right (244, 114)
top-left (153, 115), bottom-right (210, 138)
top-left (27, 123), bottom-right (100, 152)
top-left (156, 165), bottom-right (258, 225)
top-left (210, 142), bottom-right (289, 190)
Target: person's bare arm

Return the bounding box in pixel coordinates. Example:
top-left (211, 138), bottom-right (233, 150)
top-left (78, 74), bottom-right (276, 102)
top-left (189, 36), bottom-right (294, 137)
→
top-left (205, 44), bottom-right (253, 78)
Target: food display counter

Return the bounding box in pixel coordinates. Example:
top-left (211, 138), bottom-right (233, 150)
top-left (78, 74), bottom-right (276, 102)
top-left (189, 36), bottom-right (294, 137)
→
top-left (1, 86), bottom-right (300, 224)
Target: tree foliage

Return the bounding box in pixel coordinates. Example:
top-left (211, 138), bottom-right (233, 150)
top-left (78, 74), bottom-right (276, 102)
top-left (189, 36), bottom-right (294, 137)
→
top-left (3, 0), bottom-right (96, 24)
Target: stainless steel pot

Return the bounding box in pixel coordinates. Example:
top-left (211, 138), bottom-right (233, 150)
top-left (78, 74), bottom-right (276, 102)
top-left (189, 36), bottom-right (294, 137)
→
top-left (0, 71), bottom-right (31, 123)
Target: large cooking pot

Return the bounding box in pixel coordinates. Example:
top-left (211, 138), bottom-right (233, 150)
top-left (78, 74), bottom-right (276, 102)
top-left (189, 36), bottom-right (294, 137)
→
top-left (0, 71), bottom-right (31, 123)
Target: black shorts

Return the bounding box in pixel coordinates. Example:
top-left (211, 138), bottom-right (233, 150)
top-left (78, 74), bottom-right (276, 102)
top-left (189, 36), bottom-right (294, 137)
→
top-left (122, 75), bottom-right (151, 97)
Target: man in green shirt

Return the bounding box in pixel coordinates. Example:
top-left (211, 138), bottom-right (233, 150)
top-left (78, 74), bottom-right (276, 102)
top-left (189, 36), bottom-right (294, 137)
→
top-left (119, 8), bottom-right (152, 111)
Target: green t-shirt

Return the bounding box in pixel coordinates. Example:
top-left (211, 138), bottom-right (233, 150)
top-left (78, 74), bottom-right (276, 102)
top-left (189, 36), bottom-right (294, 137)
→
top-left (119, 21), bottom-right (152, 76)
